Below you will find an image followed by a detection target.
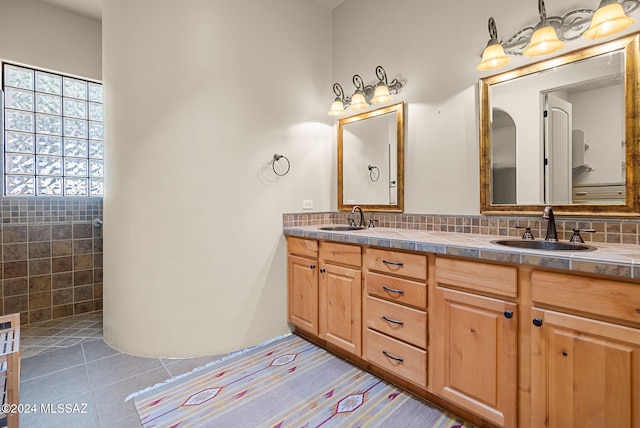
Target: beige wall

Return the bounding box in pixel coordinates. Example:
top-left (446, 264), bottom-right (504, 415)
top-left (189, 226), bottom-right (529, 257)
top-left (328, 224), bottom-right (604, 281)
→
top-left (0, 0), bottom-right (101, 80)
top-left (102, 0), bottom-right (333, 357)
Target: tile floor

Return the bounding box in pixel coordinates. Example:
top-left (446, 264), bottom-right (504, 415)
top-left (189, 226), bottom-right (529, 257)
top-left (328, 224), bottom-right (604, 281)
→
top-left (16, 312), bottom-right (226, 427)
top-left (21, 312), bottom-right (104, 359)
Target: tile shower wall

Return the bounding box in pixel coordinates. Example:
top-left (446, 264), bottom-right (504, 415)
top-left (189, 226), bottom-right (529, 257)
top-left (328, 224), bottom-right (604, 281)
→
top-left (1, 198), bottom-right (103, 326)
top-left (283, 212), bottom-right (640, 245)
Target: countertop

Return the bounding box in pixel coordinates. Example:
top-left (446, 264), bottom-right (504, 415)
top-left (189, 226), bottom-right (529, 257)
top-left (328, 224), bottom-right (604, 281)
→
top-left (284, 225), bottom-right (640, 281)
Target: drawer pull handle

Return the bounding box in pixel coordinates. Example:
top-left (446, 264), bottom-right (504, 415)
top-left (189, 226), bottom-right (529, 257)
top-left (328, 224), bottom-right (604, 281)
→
top-left (382, 316), bottom-right (404, 326)
top-left (382, 259), bottom-right (404, 267)
top-left (382, 286), bottom-right (405, 295)
top-left (382, 350), bottom-right (404, 363)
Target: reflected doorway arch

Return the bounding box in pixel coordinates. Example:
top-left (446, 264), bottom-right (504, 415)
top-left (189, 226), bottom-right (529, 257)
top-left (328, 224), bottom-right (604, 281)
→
top-left (492, 108), bottom-right (516, 204)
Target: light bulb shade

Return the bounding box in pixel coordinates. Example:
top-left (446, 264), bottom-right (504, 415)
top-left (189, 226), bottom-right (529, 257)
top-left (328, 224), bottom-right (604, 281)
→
top-left (371, 84), bottom-right (393, 104)
top-left (477, 42), bottom-right (511, 71)
top-left (583, 3), bottom-right (634, 40)
top-left (349, 92), bottom-right (369, 110)
top-left (522, 25), bottom-right (564, 57)
top-left (328, 99), bottom-right (346, 116)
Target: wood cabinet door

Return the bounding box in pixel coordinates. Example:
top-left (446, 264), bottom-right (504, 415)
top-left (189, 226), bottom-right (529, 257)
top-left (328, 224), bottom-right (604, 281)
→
top-left (287, 254), bottom-right (318, 335)
top-left (531, 308), bottom-right (640, 428)
top-left (433, 286), bottom-right (517, 428)
top-left (319, 263), bottom-right (362, 356)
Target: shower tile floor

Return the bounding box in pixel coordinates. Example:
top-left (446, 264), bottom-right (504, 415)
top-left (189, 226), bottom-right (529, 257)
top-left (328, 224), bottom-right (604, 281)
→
top-left (21, 312), bottom-right (104, 359)
top-left (16, 311), bottom-right (226, 427)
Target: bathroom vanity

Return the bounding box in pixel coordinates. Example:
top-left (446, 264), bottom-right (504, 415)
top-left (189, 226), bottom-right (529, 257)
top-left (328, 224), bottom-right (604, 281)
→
top-left (285, 226), bottom-right (640, 428)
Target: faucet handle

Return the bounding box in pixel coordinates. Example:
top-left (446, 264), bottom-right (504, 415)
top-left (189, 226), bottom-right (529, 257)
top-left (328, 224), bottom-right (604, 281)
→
top-left (569, 228), bottom-right (596, 243)
top-left (368, 218), bottom-right (378, 228)
top-left (348, 217), bottom-right (356, 227)
top-left (515, 225), bottom-right (535, 240)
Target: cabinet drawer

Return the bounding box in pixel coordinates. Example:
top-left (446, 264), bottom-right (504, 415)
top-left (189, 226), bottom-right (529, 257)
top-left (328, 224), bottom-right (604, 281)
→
top-left (365, 271), bottom-right (427, 309)
top-left (436, 257), bottom-right (517, 299)
top-left (366, 329), bottom-right (427, 388)
top-left (365, 248), bottom-right (427, 281)
top-left (320, 242), bottom-right (362, 267)
top-left (532, 270), bottom-right (640, 325)
top-left (366, 296), bottom-right (426, 348)
top-left (288, 237), bottom-right (318, 258)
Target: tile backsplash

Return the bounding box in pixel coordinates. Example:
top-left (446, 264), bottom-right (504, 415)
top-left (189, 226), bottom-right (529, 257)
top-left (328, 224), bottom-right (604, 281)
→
top-left (0, 197), bottom-right (103, 326)
top-left (283, 211), bottom-right (640, 245)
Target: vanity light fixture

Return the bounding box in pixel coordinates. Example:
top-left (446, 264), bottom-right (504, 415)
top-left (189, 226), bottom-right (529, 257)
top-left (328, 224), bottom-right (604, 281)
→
top-left (328, 84), bottom-right (349, 116)
top-left (477, 17), bottom-right (511, 71)
top-left (584, 0), bottom-right (635, 39)
top-left (477, 0), bottom-right (639, 70)
top-left (327, 66), bottom-right (403, 117)
top-left (349, 75), bottom-right (370, 111)
top-left (522, 0), bottom-right (565, 57)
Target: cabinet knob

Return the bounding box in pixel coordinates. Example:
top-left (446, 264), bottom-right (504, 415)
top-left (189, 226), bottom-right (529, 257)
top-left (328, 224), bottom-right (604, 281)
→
top-left (532, 318), bottom-right (543, 327)
top-left (310, 265), bottom-right (316, 270)
top-left (320, 268), bottom-right (326, 273)
top-left (504, 310), bottom-right (513, 319)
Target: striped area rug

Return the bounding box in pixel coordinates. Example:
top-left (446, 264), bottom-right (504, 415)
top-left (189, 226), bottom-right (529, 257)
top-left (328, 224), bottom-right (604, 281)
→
top-left (133, 334), bottom-right (473, 428)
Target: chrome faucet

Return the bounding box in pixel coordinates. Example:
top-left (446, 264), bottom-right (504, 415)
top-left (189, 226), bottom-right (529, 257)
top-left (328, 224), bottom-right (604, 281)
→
top-left (542, 206), bottom-right (558, 242)
top-left (351, 205), bottom-right (365, 228)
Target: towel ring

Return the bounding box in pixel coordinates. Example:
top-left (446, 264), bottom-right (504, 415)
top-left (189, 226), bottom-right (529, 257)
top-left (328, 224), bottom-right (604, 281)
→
top-left (368, 165), bottom-right (380, 182)
top-left (272, 154), bottom-right (290, 176)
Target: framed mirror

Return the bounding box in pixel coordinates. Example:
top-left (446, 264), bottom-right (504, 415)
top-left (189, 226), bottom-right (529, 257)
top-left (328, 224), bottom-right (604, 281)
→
top-left (480, 33), bottom-right (640, 216)
top-left (338, 102), bottom-right (404, 212)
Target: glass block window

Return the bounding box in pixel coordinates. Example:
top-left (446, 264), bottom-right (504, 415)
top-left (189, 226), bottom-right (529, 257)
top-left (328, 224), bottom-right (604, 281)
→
top-left (2, 63), bottom-right (103, 196)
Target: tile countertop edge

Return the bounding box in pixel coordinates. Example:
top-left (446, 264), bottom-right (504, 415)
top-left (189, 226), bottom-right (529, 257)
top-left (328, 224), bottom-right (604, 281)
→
top-left (283, 226), bottom-right (640, 281)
